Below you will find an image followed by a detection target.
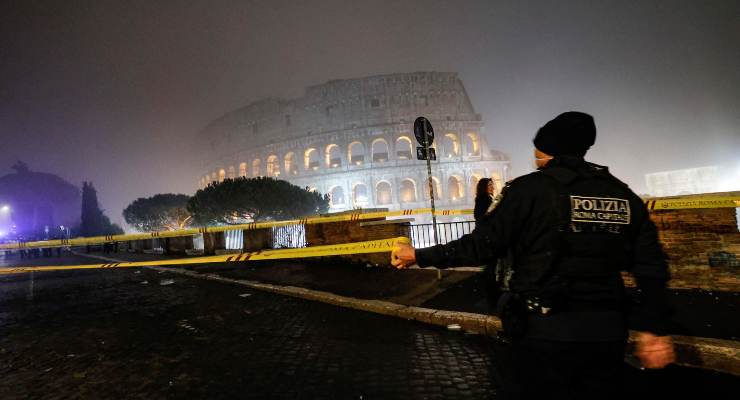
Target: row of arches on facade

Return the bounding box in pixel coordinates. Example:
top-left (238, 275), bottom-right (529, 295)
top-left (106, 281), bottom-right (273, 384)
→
top-left (201, 132), bottom-right (482, 186)
top-left (325, 175), bottom-right (488, 208)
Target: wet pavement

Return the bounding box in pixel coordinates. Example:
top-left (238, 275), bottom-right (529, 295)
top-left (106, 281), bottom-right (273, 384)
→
top-left (1, 254), bottom-right (738, 398)
top-left (0, 255), bottom-right (497, 399)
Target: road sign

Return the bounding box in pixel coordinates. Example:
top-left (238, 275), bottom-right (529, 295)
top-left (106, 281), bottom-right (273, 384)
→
top-left (413, 117), bottom-right (434, 146)
top-left (416, 147), bottom-right (437, 161)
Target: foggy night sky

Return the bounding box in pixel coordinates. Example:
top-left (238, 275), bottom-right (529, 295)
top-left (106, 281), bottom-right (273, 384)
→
top-left (1, 0), bottom-right (738, 228)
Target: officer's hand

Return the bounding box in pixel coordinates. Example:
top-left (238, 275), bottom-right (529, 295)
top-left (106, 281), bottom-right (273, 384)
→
top-left (391, 243), bottom-right (416, 269)
top-left (634, 332), bottom-right (675, 369)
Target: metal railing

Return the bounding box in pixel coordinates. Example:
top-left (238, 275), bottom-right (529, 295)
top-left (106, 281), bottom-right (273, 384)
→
top-left (272, 224), bottom-right (307, 249)
top-left (409, 220), bottom-right (476, 248)
top-left (223, 224), bottom-right (307, 250)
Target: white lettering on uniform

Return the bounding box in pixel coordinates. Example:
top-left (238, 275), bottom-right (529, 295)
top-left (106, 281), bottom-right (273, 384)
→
top-left (570, 195), bottom-right (630, 225)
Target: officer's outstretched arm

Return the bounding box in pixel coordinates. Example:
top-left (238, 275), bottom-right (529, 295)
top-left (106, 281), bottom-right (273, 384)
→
top-left (629, 202), bottom-right (672, 335)
top-left (414, 186), bottom-right (521, 269)
top-left (628, 199), bottom-right (675, 368)
top-left (635, 332), bottom-right (675, 369)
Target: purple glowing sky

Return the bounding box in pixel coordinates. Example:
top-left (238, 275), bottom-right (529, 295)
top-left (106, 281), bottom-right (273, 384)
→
top-left (1, 0), bottom-right (738, 226)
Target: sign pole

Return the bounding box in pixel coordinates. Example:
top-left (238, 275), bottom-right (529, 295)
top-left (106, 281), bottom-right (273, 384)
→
top-left (415, 117), bottom-right (441, 280)
top-left (423, 128), bottom-right (439, 248)
top-left (414, 117), bottom-right (441, 278)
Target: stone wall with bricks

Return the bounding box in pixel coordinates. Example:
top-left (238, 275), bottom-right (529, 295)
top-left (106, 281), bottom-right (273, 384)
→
top-left (638, 191), bottom-right (740, 291)
top-left (306, 216), bottom-right (410, 266)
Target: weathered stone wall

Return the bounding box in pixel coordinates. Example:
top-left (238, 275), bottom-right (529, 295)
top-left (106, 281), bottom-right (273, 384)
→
top-left (306, 220), bottom-right (385, 246)
top-left (651, 207), bottom-right (740, 291)
top-left (203, 232), bottom-right (226, 255)
top-left (306, 218), bottom-right (409, 265)
top-left (243, 228), bottom-right (273, 252)
top-left (164, 236), bottom-right (194, 255)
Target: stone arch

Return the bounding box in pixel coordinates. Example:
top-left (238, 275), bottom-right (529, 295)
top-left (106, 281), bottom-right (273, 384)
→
top-left (464, 133), bottom-right (480, 156)
top-left (304, 148), bottom-right (320, 170)
top-left (442, 133), bottom-right (460, 158)
top-left (399, 178), bottom-right (417, 203)
top-left (266, 154), bottom-right (280, 177)
top-left (284, 152), bottom-right (298, 176)
top-left (352, 183), bottom-right (369, 207)
top-left (239, 162), bottom-right (248, 177)
top-left (325, 144), bottom-right (342, 168)
top-left (376, 181), bottom-right (392, 205)
top-left (252, 159), bottom-right (261, 177)
top-left (329, 185), bottom-right (345, 207)
top-left (448, 175), bottom-right (464, 201)
top-left (396, 136), bottom-right (413, 160)
top-left (469, 174), bottom-right (483, 199)
top-left (218, 168), bottom-right (226, 182)
top-left (371, 138), bottom-right (389, 163)
top-left (348, 141), bottom-right (365, 165)
top-left (227, 166), bottom-right (236, 179)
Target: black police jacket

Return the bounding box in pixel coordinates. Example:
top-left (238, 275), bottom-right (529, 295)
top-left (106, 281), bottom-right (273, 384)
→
top-left (416, 156), bottom-right (672, 340)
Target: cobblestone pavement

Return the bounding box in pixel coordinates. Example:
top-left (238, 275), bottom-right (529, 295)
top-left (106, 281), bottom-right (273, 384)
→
top-left (0, 256), bottom-right (498, 399)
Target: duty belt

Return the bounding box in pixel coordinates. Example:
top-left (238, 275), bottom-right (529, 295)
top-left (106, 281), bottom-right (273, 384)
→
top-left (524, 296), bottom-right (553, 315)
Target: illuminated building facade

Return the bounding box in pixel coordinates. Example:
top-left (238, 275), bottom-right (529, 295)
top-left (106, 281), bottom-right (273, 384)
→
top-left (645, 166), bottom-right (720, 197)
top-left (198, 72), bottom-right (510, 213)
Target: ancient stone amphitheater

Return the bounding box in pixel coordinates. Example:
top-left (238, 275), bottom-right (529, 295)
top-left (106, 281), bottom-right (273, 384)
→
top-left (198, 72), bottom-right (510, 214)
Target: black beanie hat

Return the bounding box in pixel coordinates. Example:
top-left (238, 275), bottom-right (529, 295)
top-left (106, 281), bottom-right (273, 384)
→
top-left (533, 111), bottom-right (596, 157)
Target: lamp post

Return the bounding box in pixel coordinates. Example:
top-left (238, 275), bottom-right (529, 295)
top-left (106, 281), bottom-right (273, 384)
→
top-left (0, 204), bottom-right (11, 235)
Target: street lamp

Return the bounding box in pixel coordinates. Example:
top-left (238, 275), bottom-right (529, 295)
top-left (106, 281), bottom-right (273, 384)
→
top-left (0, 205), bottom-right (9, 213)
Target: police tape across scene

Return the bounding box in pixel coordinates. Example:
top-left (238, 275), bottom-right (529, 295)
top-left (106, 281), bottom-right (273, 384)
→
top-left (0, 237), bottom-right (412, 275)
top-left (0, 208), bottom-right (471, 250)
top-left (1, 195), bottom-right (737, 251)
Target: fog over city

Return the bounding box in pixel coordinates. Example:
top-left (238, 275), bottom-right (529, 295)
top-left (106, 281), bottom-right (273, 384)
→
top-left (2, 0), bottom-right (738, 227)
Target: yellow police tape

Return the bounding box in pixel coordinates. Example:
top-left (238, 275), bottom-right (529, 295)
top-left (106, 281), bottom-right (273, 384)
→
top-left (1, 194), bottom-right (737, 251)
top-left (0, 237), bottom-right (411, 275)
top-left (645, 196), bottom-right (740, 211)
top-left (0, 208), bottom-right (471, 251)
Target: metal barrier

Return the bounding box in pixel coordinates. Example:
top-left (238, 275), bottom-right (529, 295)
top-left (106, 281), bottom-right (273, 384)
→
top-left (409, 220), bottom-right (476, 248)
top-left (223, 224), bottom-right (307, 250)
top-left (224, 230), bottom-right (243, 250)
top-left (272, 224), bottom-right (307, 249)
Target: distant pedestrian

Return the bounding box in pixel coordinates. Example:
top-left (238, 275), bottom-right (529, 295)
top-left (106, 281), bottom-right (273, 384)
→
top-left (474, 178), bottom-right (507, 308)
top-left (473, 178), bottom-right (495, 221)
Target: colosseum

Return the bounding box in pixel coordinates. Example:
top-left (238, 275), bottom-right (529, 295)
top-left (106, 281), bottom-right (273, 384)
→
top-left (197, 72), bottom-right (510, 215)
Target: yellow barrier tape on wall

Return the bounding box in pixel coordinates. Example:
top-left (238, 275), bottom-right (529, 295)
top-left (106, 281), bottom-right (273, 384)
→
top-left (645, 197), bottom-right (740, 211)
top-left (2, 193), bottom-right (737, 251)
top-left (0, 208), bottom-right (473, 251)
top-left (0, 237), bottom-right (407, 275)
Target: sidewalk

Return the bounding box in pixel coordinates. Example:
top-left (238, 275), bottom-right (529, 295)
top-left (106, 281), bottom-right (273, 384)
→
top-left (0, 266), bottom-right (497, 399)
top-left (72, 250), bottom-right (740, 341)
top-left (1, 253), bottom-right (738, 397)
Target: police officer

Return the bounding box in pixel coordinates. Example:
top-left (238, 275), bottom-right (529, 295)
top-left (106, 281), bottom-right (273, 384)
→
top-left (392, 112), bottom-right (675, 399)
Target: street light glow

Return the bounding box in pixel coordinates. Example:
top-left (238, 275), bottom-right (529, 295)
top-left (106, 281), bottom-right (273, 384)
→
top-left (0, 205), bottom-right (9, 213)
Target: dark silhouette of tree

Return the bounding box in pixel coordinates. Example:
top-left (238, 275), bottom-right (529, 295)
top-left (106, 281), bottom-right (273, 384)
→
top-left (123, 194), bottom-right (192, 232)
top-left (79, 181), bottom-right (123, 236)
top-left (0, 162), bottom-right (80, 238)
top-left (11, 160), bottom-right (30, 175)
top-left (187, 177), bottom-right (329, 226)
